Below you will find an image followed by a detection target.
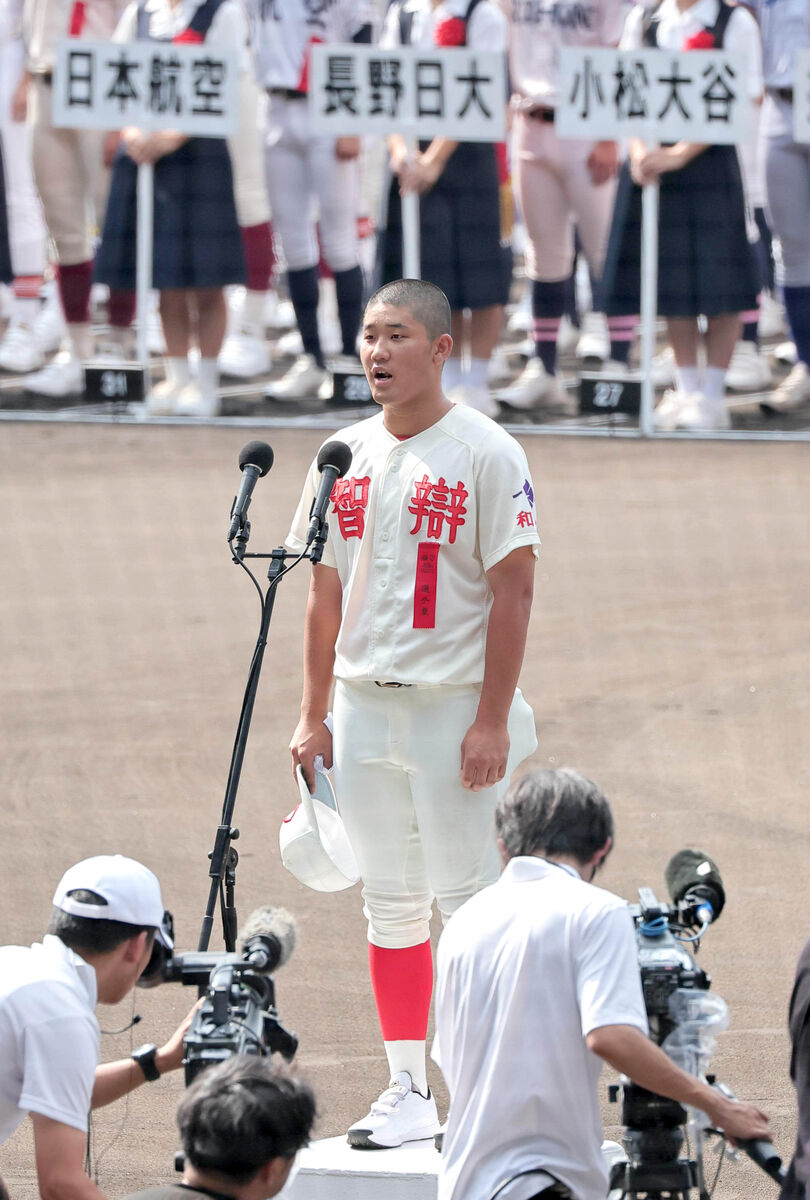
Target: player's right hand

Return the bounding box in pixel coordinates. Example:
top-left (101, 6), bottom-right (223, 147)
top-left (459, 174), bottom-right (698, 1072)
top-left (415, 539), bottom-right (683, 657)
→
top-left (290, 717), bottom-right (333, 791)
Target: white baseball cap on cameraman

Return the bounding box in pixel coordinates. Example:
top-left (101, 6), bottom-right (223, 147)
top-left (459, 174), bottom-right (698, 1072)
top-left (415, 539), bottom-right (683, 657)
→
top-left (53, 855), bottom-right (173, 948)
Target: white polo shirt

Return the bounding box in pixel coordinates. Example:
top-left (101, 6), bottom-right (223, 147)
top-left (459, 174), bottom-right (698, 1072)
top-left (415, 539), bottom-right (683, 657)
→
top-left (433, 857), bottom-right (648, 1200)
top-left (0, 935), bottom-right (100, 1144)
top-left (287, 405), bottom-right (541, 686)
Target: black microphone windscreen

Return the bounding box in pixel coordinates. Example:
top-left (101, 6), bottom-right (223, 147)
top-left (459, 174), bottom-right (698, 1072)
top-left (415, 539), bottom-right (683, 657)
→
top-left (317, 440), bottom-right (352, 478)
top-left (239, 440), bottom-right (274, 476)
top-left (664, 848), bottom-right (726, 917)
top-left (238, 906), bottom-right (296, 968)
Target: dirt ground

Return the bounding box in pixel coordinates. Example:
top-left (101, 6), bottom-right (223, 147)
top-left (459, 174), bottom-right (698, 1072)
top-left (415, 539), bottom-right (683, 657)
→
top-left (0, 423), bottom-right (807, 1199)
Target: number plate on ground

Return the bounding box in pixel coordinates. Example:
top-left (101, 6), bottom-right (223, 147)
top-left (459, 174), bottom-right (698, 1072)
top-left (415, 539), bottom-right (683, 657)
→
top-left (84, 365), bottom-right (146, 403)
top-left (579, 373), bottom-right (641, 417)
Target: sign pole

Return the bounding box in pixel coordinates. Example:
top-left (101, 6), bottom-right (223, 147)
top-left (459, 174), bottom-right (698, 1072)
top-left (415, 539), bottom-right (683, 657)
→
top-left (135, 161), bottom-right (154, 387)
top-left (639, 174), bottom-right (659, 438)
top-left (402, 136), bottom-right (421, 280)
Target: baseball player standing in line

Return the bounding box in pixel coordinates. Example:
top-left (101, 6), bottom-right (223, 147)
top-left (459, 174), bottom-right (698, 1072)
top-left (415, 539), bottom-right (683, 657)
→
top-left (248, 0), bottom-right (373, 402)
top-left (498, 0), bottom-right (634, 412)
top-left (287, 278), bottom-right (540, 1148)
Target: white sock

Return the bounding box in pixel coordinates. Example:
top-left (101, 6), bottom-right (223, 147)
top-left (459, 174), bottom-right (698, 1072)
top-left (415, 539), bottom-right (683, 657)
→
top-left (467, 357), bottom-right (488, 390)
top-left (242, 289), bottom-right (267, 334)
top-left (383, 1040), bottom-right (428, 1096)
top-left (166, 356), bottom-right (191, 387)
top-left (703, 366), bottom-right (726, 404)
top-left (196, 357), bottom-right (219, 398)
top-left (674, 364), bottom-right (700, 395)
top-left (442, 356), bottom-right (463, 393)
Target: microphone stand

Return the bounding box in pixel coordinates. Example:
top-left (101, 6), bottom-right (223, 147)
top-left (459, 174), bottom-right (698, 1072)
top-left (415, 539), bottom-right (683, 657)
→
top-left (197, 516), bottom-right (326, 953)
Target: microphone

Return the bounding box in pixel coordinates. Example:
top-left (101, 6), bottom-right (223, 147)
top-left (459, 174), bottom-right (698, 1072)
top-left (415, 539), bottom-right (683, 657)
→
top-left (306, 440), bottom-right (353, 546)
top-left (228, 440), bottom-right (274, 542)
top-left (664, 849), bottom-right (726, 927)
top-left (238, 906), bottom-right (296, 974)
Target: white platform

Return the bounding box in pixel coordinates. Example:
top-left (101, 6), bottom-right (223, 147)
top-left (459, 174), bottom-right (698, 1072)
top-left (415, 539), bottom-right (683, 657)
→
top-left (283, 1136), bottom-right (627, 1199)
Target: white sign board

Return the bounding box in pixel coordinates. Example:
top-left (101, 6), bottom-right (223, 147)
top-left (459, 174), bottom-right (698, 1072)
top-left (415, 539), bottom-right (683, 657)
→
top-left (556, 47), bottom-right (748, 144)
top-left (52, 40), bottom-right (238, 135)
top-left (309, 44), bottom-right (506, 140)
top-left (793, 50), bottom-right (810, 142)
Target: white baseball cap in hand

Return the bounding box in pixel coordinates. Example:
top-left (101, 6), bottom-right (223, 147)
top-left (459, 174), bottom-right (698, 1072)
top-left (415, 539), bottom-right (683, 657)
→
top-left (280, 762), bottom-right (360, 892)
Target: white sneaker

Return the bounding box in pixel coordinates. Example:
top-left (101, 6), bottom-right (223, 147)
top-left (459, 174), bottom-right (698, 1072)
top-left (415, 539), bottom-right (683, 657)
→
top-left (218, 331), bottom-right (271, 378)
top-left (269, 298), bottom-right (297, 331)
top-left (141, 378), bottom-right (183, 417)
top-left (675, 392), bottom-right (731, 431)
top-left (651, 346), bottom-right (676, 389)
top-left (24, 350), bottom-right (83, 397)
top-left (557, 314), bottom-right (580, 358)
top-left (772, 340), bottom-right (798, 367)
top-left (266, 353), bottom-right (330, 401)
top-left (506, 302), bottom-right (531, 336)
top-left (451, 383), bottom-right (499, 420)
top-left (725, 341), bottom-right (772, 391)
top-left (653, 389), bottom-right (687, 431)
top-left (486, 344), bottom-right (512, 386)
top-left (275, 328), bottom-right (304, 357)
top-left (596, 359), bottom-right (629, 376)
top-left (576, 311), bottom-right (609, 363)
top-left (768, 361), bottom-right (810, 410)
top-left (347, 1073), bottom-right (440, 1150)
top-left (0, 322), bottom-right (46, 373)
top-left (498, 357), bottom-right (568, 410)
top-left (32, 299), bottom-right (65, 355)
top-left (176, 381), bottom-right (221, 417)
top-left (758, 292), bottom-right (785, 340)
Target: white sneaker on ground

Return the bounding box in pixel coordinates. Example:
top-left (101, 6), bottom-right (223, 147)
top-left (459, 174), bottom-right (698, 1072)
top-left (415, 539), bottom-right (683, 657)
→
top-left (675, 392), bottom-right (731, 431)
top-left (0, 322), bottom-right (46, 373)
top-left (275, 328), bottom-right (304, 357)
top-left (758, 291), bottom-right (785, 340)
top-left (725, 341), bottom-right (772, 391)
top-left (650, 346), bottom-right (676, 389)
top-left (24, 350), bottom-right (83, 397)
top-left (347, 1073), bottom-right (440, 1150)
top-left (557, 314), bottom-right (581, 357)
top-left (772, 340), bottom-right (798, 367)
top-left (34, 283), bottom-right (66, 353)
top-left (218, 331), bottom-right (271, 378)
top-left (141, 378), bottom-right (183, 417)
top-left (653, 389), bottom-right (687, 431)
top-left (176, 381), bottom-right (221, 417)
top-left (767, 361), bottom-right (810, 410)
top-left (486, 344), bottom-right (512, 386)
top-left (576, 311), bottom-right (609, 363)
top-left (269, 297), bottom-right (297, 331)
top-left (497, 357), bottom-right (568, 410)
top-left (506, 302), bottom-right (531, 336)
top-left (593, 359), bottom-right (629, 376)
top-left (450, 383), bottom-right (499, 419)
top-left (265, 353), bottom-right (330, 401)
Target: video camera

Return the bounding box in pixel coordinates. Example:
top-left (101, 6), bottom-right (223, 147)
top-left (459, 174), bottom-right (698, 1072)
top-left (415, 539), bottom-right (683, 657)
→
top-left (138, 905), bottom-right (298, 1084)
top-left (608, 850), bottom-right (784, 1198)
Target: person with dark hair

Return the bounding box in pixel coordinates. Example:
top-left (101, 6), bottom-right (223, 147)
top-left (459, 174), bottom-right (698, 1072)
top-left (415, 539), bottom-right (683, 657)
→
top-left (434, 767), bottom-right (771, 1200)
top-left (780, 936), bottom-right (810, 1200)
top-left (124, 1057), bottom-right (316, 1200)
top-left (287, 277), bottom-right (539, 1148)
top-left (0, 855), bottom-right (191, 1200)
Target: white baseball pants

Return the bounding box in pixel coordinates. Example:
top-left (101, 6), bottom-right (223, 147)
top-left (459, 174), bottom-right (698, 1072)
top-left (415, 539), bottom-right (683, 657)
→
top-left (332, 681), bottom-right (537, 949)
top-left (0, 38), bottom-right (46, 275)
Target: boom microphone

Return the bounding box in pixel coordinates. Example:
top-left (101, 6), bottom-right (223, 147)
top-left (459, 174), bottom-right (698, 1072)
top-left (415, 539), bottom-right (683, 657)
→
top-left (228, 440), bottom-right (275, 541)
top-left (664, 848), bottom-right (726, 926)
top-left (238, 906), bottom-right (296, 973)
top-left (306, 440), bottom-right (353, 546)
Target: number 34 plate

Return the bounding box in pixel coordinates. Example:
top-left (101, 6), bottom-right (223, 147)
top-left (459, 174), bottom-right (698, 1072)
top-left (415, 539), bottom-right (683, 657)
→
top-left (579, 371), bottom-right (641, 417)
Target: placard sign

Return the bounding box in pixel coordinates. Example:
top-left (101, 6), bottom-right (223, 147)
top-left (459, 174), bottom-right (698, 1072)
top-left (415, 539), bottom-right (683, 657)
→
top-left (579, 372), bottom-right (641, 418)
top-left (309, 44), bottom-right (506, 140)
top-left (557, 47), bottom-right (748, 144)
top-left (52, 39), bottom-right (239, 135)
top-left (793, 50), bottom-right (810, 143)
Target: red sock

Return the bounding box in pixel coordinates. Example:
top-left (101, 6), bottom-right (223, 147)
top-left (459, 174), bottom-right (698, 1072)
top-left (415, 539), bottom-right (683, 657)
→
top-left (369, 941), bottom-right (433, 1041)
top-left (109, 288), bottom-right (135, 329)
top-left (57, 260), bottom-right (93, 324)
top-left (240, 222), bottom-right (274, 293)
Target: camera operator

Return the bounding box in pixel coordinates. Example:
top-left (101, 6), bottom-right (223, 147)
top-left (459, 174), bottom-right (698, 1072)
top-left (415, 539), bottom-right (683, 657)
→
top-left (0, 855), bottom-right (193, 1200)
top-left (781, 936), bottom-right (810, 1200)
top-left (433, 768), bottom-right (771, 1200)
top-left (124, 1056), bottom-right (316, 1200)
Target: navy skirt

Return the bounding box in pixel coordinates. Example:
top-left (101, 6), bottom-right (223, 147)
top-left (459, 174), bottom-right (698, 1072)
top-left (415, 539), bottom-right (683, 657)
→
top-left (601, 145), bottom-right (758, 318)
top-left (95, 137), bottom-right (245, 291)
top-left (0, 145), bottom-right (13, 284)
top-left (380, 141), bottom-right (511, 310)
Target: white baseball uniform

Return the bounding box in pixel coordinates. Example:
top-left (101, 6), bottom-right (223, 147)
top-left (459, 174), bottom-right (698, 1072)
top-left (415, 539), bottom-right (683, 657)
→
top-left (507, 0), bottom-right (629, 281)
top-left (287, 404), bottom-right (540, 948)
top-left (0, 0), bottom-right (46, 281)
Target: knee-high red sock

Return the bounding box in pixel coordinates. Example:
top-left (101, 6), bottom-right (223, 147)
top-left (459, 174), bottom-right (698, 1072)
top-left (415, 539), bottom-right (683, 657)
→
top-left (109, 288), bottom-right (136, 329)
top-left (57, 260), bottom-right (93, 324)
top-left (369, 940), bottom-right (433, 1041)
top-left (240, 221), bottom-right (274, 293)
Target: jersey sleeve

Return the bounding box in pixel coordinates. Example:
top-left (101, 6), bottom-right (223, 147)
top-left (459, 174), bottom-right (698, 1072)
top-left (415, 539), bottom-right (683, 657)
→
top-left (286, 458), bottom-right (339, 570)
top-left (602, 0), bottom-right (632, 47)
top-left (475, 435), bottom-right (540, 573)
top-left (467, 1), bottom-right (507, 51)
top-left (576, 902), bottom-right (649, 1038)
top-left (727, 5), bottom-right (763, 99)
top-left (112, 2), bottom-right (138, 41)
top-left (619, 4), bottom-right (644, 50)
top-left (20, 1014), bottom-right (99, 1132)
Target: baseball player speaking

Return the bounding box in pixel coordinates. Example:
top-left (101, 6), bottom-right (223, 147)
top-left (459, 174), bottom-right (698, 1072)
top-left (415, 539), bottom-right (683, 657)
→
top-left (287, 279), bottom-right (540, 1148)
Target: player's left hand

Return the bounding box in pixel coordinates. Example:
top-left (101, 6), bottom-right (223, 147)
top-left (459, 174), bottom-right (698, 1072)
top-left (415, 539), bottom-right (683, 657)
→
top-left (335, 136), bottom-right (362, 160)
top-left (399, 156), bottom-right (442, 196)
top-left (460, 719), bottom-right (510, 791)
top-left (586, 140), bottom-right (618, 186)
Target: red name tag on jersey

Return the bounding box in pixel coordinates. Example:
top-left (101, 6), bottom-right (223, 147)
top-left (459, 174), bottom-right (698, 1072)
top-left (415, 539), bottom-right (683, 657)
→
top-left (413, 543), bottom-right (440, 629)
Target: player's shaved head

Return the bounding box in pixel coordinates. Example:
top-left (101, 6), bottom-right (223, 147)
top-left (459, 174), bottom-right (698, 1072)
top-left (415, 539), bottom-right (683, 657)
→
top-left (365, 279), bottom-right (451, 341)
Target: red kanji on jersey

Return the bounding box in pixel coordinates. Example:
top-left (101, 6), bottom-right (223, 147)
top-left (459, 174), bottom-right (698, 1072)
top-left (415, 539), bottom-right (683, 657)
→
top-left (408, 475), bottom-right (468, 543)
top-left (517, 510), bottom-right (535, 528)
top-left (331, 475), bottom-right (370, 539)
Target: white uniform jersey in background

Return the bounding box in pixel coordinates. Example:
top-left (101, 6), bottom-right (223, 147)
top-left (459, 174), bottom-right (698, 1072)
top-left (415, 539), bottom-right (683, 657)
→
top-left (380, 0), bottom-right (507, 51)
top-left (0, 0), bottom-right (23, 44)
top-left (249, 0), bottom-right (375, 92)
top-left (23, 0), bottom-right (121, 72)
top-left (507, 0), bottom-right (629, 107)
top-left (287, 405), bottom-right (540, 686)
